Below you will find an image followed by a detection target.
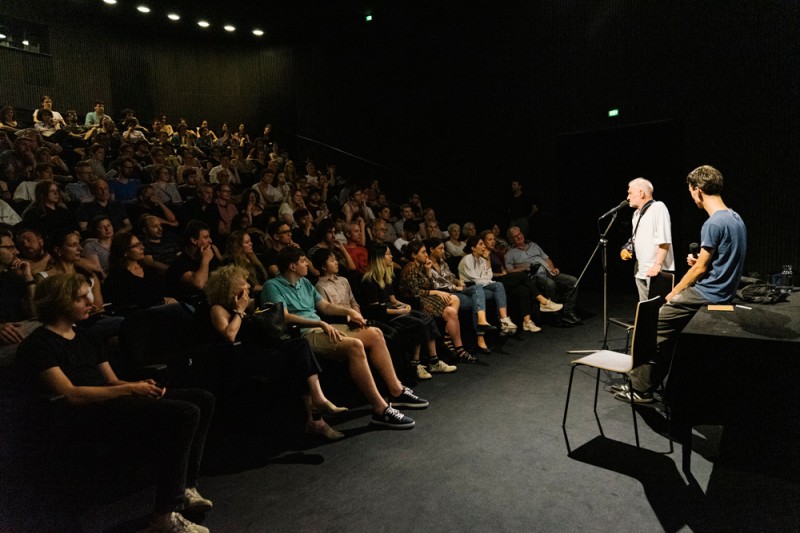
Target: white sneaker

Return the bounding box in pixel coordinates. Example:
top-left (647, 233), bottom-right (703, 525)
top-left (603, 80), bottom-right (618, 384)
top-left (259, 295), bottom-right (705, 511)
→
top-left (184, 487), bottom-right (213, 513)
top-left (137, 512), bottom-right (209, 533)
top-left (523, 320), bottom-right (542, 333)
top-left (500, 317), bottom-right (517, 335)
top-left (539, 299), bottom-right (563, 313)
top-left (428, 359), bottom-right (457, 373)
top-left (416, 363), bottom-right (433, 380)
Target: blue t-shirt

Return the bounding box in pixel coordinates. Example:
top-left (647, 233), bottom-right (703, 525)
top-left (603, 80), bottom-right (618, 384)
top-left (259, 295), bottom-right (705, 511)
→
top-left (262, 276), bottom-right (321, 323)
top-left (694, 209), bottom-right (746, 303)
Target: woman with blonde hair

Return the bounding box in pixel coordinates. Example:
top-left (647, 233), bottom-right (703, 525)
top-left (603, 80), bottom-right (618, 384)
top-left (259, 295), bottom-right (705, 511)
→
top-left (223, 230), bottom-right (268, 294)
top-left (360, 245), bottom-right (455, 379)
top-left (205, 265), bottom-right (346, 440)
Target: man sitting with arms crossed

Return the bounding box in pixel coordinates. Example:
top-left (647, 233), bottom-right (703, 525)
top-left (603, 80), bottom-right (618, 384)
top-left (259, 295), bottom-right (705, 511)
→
top-left (615, 165), bottom-right (746, 403)
top-left (263, 247), bottom-right (427, 429)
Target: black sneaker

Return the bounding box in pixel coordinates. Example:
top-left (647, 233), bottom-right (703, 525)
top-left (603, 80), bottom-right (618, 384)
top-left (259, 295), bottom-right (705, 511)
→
top-left (371, 406), bottom-right (415, 429)
top-left (388, 386), bottom-right (429, 409)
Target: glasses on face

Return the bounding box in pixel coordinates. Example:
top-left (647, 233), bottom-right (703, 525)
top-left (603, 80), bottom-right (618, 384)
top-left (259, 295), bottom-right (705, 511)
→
top-left (277, 230), bottom-right (292, 235)
top-left (129, 242), bottom-right (145, 249)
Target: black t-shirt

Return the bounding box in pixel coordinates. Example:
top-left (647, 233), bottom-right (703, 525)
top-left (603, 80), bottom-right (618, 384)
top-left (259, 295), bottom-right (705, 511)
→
top-left (16, 326), bottom-right (107, 390)
top-left (103, 266), bottom-right (166, 312)
top-left (164, 251), bottom-right (217, 300)
top-left (0, 270), bottom-right (29, 322)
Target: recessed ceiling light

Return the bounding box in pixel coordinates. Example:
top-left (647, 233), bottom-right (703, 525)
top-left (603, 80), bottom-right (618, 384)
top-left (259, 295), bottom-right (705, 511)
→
top-left (167, 13), bottom-right (180, 21)
top-left (22, 40), bottom-right (30, 46)
top-left (0, 33), bottom-right (6, 40)
top-left (197, 20), bottom-right (210, 28)
top-left (224, 25), bottom-right (236, 32)
top-left (252, 29), bottom-right (264, 36)
top-left (103, 0), bottom-right (118, 4)
top-left (136, 5), bottom-right (151, 13)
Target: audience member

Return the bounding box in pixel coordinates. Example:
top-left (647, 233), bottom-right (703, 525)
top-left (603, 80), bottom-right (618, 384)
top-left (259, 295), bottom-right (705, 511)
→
top-left (165, 220), bottom-right (221, 300)
top-left (76, 178), bottom-right (133, 233)
top-left (16, 273), bottom-right (214, 533)
top-left (505, 226), bottom-right (580, 325)
top-left (263, 247), bottom-right (425, 429)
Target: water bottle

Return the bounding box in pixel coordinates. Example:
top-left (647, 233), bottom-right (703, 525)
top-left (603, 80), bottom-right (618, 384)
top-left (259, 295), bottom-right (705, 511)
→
top-left (780, 265), bottom-right (794, 293)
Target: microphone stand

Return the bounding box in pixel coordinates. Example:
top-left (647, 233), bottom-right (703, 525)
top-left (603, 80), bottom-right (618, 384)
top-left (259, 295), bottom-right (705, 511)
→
top-left (567, 211), bottom-right (619, 354)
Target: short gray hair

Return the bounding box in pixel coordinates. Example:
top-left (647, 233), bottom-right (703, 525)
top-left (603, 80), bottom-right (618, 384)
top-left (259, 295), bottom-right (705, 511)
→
top-left (628, 177), bottom-right (653, 196)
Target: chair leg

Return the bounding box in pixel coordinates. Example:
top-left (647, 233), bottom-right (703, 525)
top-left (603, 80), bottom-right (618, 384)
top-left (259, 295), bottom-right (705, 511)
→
top-left (562, 366), bottom-right (576, 427)
top-left (626, 375), bottom-right (640, 448)
top-left (592, 368), bottom-right (601, 413)
top-left (660, 379), bottom-right (674, 454)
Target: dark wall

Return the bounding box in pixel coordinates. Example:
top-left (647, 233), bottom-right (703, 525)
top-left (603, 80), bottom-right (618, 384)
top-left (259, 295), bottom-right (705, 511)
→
top-left (3, 1), bottom-right (798, 284)
top-left (1, 1), bottom-right (296, 142)
top-left (295, 1), bottom-right (800, 282)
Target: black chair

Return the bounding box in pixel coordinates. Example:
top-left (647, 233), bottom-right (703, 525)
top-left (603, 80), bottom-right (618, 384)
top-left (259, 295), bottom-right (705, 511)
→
top-left (563, 296), bottom-right (672, 450)
top-left (608, 271), bottom-right (674, 353)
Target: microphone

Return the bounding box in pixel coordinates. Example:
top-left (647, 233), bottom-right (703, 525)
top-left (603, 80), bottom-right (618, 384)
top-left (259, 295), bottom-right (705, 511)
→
top-left (598, 200), bottom-right (629, 220)
top-left (689, 242), bottom-right (700, 258)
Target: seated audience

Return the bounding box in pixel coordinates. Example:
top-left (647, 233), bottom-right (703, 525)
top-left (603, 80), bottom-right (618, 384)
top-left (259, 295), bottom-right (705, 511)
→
top-left (505, 226), bottom-right (580, 325)
top-left (76, 178), bottom-right (133, 233)
top-left (291, 208), bottom-right (316, 252)
top-left (483, 230), bottom-right (562, 332)
top-left (263, 247), bottom-right (425, 429)
top-left (15, 228), bottom-right (51, 275)
top-left (0, 229), bottom-right (38, 363)
top-left (206, 265), bottom-right (346, 440)
top-left (358, 245), bottom-right (456, 379)
top-left (140, 215), bottom-right (181, 274)
top-left (239, 189), bottom-right (268, 231)
top-left (399, 241), bottom-right (478, 363)
top-left (164, 220), bottom-right (221, 301)
top-left (15, 273), bottom-right (214, 533)
top-left (445, 223), bottom-right (466, 258)
top-left (65, 161), bottom-right (95, 204)
top-left (223, 230), bottom-right (268, 294)
top-left (344, 220), bottom-right (368, 274)
top-left (21, 180), bottom-right (80, 237)
top-left (152, 165), bottom-right (183, 205)
top-left (82, 215), bottom-right (114, 276)
top-left (425, 237), bottom-right (495, 352)
top-left (103, 231), bottom-right (175, 313)
top-left (458, 236), bottom-right (518, 337)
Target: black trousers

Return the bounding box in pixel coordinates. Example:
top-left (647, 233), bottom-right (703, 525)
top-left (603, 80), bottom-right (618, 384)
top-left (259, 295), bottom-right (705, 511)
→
top-left (65, 388), bottom-right (215, 513)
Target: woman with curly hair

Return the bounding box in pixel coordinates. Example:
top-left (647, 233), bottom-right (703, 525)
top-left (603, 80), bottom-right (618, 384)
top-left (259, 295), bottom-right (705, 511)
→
top-left (205, 265), bottom-right (346, 440)
top-left (223, 230), bottom-right (268, 294)
top-left (398, 241), bottom-right (478, 363)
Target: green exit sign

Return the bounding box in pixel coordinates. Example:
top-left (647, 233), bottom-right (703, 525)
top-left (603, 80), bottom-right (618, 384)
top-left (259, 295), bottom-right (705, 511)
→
top-left (608, 109), bottom-right (619, 117)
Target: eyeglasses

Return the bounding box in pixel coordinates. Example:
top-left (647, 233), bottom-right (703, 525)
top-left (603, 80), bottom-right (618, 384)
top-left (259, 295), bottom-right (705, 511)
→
top-left (129, 242), bottom-right (145, 249)
top-left (276, 230), bottom-right (292, 235)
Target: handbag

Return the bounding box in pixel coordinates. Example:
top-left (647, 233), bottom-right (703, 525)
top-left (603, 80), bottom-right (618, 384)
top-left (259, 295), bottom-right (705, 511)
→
top-left (240, 301), bottom-right (289, 345)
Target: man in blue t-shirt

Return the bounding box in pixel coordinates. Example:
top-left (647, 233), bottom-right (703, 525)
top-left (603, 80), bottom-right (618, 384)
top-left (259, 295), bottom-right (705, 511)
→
top-left (262, 247), bottom-right (427, 429)
top-left (618, 165), bottom-right (747, 403)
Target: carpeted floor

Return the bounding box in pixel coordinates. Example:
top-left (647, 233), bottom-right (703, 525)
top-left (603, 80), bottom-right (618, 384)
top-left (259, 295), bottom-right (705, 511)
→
top-left (12, 290), bottom-right (800, 532)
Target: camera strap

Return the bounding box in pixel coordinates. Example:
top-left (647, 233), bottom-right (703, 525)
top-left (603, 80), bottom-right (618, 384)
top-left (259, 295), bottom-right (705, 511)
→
top-left (631, 199), bottom-right (654, 245)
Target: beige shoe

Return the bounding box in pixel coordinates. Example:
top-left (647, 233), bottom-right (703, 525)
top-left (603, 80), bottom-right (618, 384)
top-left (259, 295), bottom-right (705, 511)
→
top-left (540, 299), bottom-right (563, 313)
top-left (416, 363), bottom-right (433, 380)
top-left (523, 320), bottom-right (542, 333)
top-left (428, 359), bottom-right (457, 373)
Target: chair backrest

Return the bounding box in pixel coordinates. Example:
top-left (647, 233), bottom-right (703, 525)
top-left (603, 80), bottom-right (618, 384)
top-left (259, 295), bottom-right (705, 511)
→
top-left (630, 296), bottom-right (662, 367)
top-left (118, 303), bottom-right (203, 371)
top-left (648, 271), bottom-right (674, 300)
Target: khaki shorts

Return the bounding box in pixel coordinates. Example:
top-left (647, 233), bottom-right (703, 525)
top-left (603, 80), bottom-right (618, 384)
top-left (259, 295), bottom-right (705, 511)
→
top-left (302, 323), bottom-right (361, 360)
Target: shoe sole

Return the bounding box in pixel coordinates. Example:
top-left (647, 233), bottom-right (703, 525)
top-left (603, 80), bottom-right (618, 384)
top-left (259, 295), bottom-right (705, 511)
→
top-left (389, 400), bottom-right (429, 409)
top-left (429, 367), bottom-right (457, 373)
top-left (182, 502), bottom-right (213, 514)
top-left (371, 419), bottom-right (415, 429)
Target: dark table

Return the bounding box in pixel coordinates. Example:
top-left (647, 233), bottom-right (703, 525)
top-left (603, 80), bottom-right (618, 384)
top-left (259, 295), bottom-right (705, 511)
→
top-left (666, 295), bottom-right (800, 471)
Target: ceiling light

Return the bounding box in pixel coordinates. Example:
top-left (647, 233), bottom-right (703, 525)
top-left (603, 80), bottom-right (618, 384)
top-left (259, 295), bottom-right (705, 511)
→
top-left (22, 40), bottom-right (29, 46)
top-left (252, 29), bottom-right (264, 36)
top-left (167, 13), bottom-right (180, 21)
top-left (365, 15), bottom-right (373, 22)
top-left (197, 20), bottom-right (210, 28)
top-left (224, 25), bottom-right (236, 32)
top-left (136, 5), bottom-right (151, 13)
top-left (103, 0), bottom-right (118, 4)
top-left (0, 33), bottom-right (6, 40)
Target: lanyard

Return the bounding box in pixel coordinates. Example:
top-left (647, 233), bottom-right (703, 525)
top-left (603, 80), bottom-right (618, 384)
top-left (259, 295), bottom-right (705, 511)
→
top-left (631, 200), bottom-right (654, 244)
